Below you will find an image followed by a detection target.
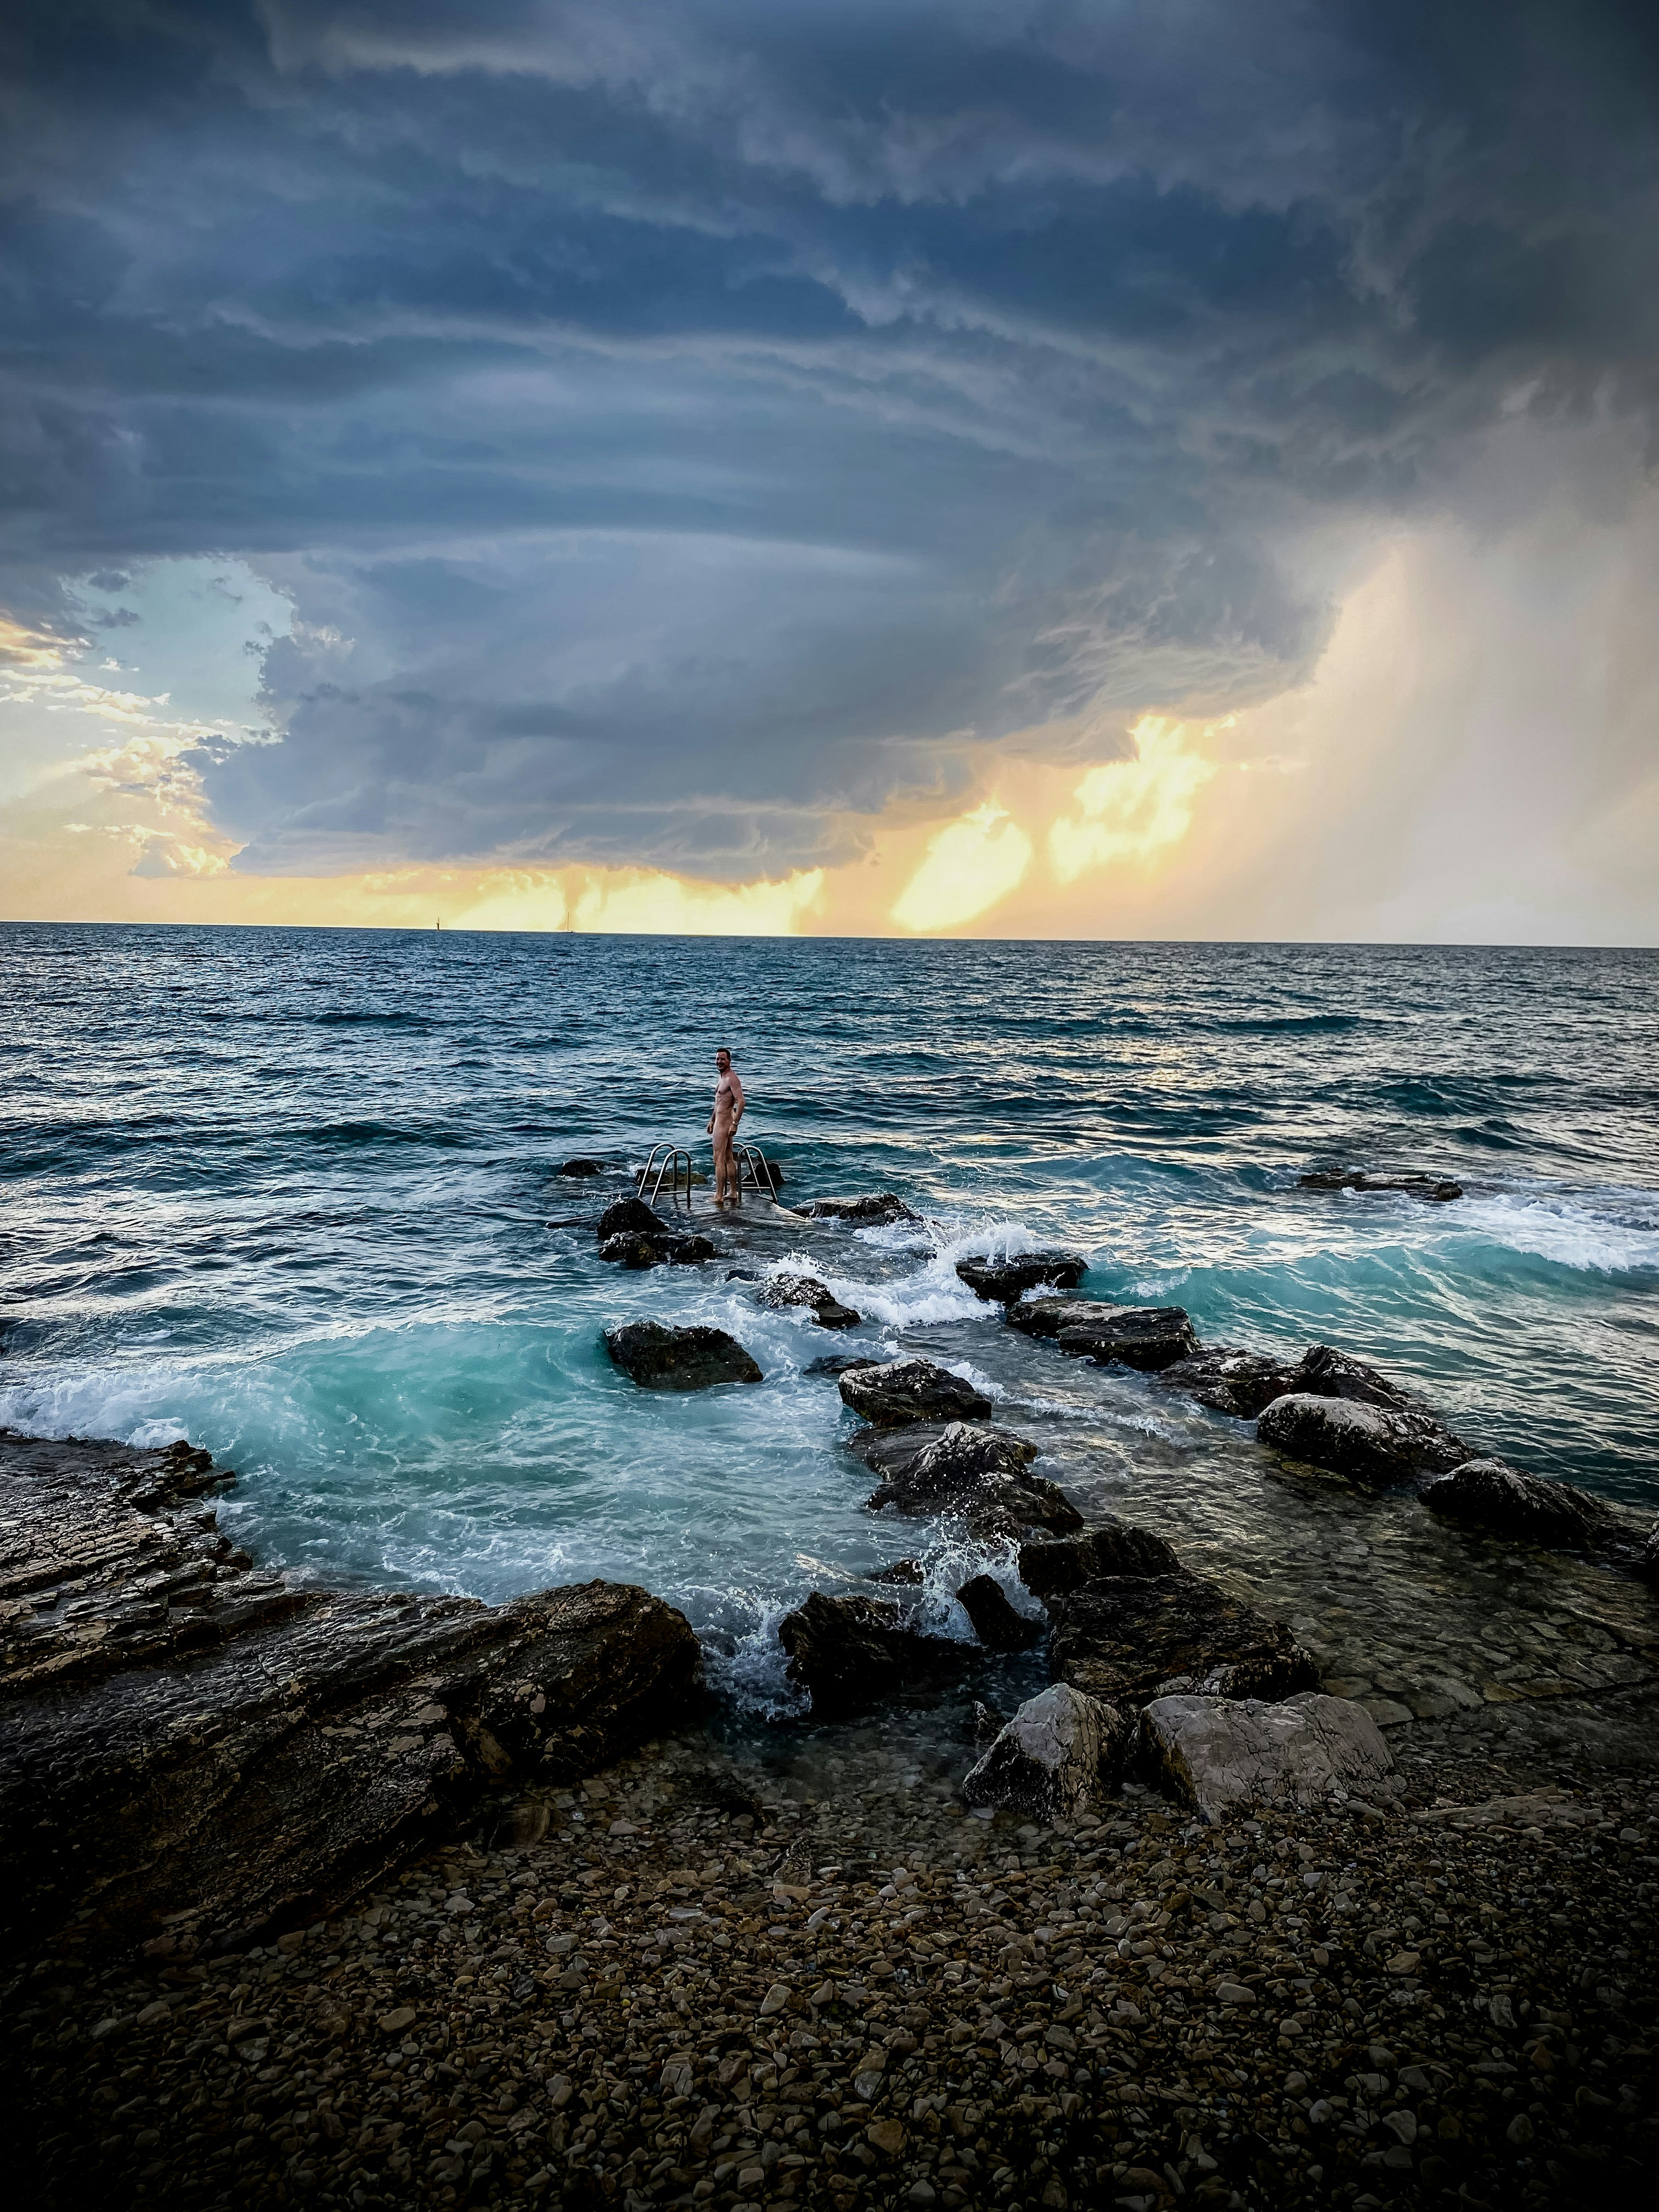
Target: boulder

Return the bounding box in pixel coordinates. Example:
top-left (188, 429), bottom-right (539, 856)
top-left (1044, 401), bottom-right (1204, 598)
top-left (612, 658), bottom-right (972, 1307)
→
top-left (1141, 1691), bottom-right (1397, 1824)
top-left (556, 1158), bottom-right (606, 1177)
top-left (838, 1357), bottom-right (994, 1427)
top-left (0, 1433), bottom-right (701, 1961)
top-left (1301, 1169), bottom-right (1463, 1202)
top-left (805, 1353), bottom-right (879, 1378)
top-left (1156, 1346), bottom-right (1304, 1418)
top-left (870, 1559), bottom-right (923, 1585)
top-left (956, 1251), bottom-right (1087, 1303)
top-left (597, 1194), bottom-right (665, 1239)
top-left (1050, 1571), bottom-right (1319, 1706)
top-left (603, 1321), bottom-right (764, 1390)
top-left (1006, 1299), bottom-right (1199, 1371)
top-left (961, 1684), bottom-right (1134, 1821)
top-left (847, 1420), bottom-right (1036, 1482)
top-left (1257, 1392), bottom-right (1464, 1487)
top-left (1292, 1344), bottom-right (1465, 1446)
top-left (599, 1232), bottom-right (716, 1270)
top-left (761, 1271), bottom-right (861, 1329)
top-left (1017, 1521), bottom-right (1181, 1602)
top-left (775, 1592), bottom-right (955, 1718)
top-left (859, 1423), bottom-right (1082, 1539)
top-left (797, 1193), bottom-right (920, 1226)
top-left (1424, 1459), bottom-right (1612, 1548)
top-left (955, 1575), bottom-right (1043, 1652)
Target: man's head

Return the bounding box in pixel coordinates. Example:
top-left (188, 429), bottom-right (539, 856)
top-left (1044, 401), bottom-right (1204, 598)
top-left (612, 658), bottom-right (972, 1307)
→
top-left (715, 1048), bottom-right (733, 1070)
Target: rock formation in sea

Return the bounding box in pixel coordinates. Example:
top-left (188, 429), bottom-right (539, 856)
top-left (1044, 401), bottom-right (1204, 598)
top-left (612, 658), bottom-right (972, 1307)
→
top-left (955, 1250), bottom-right (1087, 1302)
top-left (602, 1321), bottom-right (764, 1390)
top-left (837, 1356), bottom-right (994, 1426)
top-left (1005, 1298), bottom-right (1199, 1370)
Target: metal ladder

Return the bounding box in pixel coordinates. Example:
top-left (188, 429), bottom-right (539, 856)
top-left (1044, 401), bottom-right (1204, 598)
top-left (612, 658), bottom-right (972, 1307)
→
top-left (635, 1141), bottom-right (782, 1205)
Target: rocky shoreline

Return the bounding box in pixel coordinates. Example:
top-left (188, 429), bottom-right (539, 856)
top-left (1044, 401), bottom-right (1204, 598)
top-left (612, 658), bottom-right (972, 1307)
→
top-left (7, 1193), bottom-right (1659, 2211)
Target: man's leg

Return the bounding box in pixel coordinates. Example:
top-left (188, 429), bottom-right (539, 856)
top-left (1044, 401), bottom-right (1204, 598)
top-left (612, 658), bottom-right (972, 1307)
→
top-left (714, 1130), bottom-right (732, 1200)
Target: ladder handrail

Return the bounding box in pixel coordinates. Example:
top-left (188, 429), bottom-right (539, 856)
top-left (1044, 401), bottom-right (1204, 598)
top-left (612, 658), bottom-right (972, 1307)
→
top-left (630, 1138), bottom-right (781, 1206)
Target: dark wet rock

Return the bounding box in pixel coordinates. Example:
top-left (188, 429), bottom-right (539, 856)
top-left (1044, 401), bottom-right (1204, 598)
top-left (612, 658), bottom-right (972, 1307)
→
top-left (725, 1266), bottom-right (760, 1281)
top-left (846, 1419), bottom-right (1037, 1483)
top-left (857, 1421), bottom-right (1082, 1538)
top-left (797, 1193), bottom-right (920, 1226)
top-left (0, 1433), bottom-right (700, 1961)
top-left (1257, 1391), bottom-right (1465, 1487)
top-left (1640, 1520), bottom-right (1659, 1583)
top-left (1141, 1691), bottom-right (1397, 1824)
top-left (955, 1575), bottom-right (1042, 1652)
top-left (1291, 1342), bottom-right (1461, 1431)
top-left (597, 1194), bottom-right (665, 1239)
top-left (1049, 1570), bottom-right (1320, 1707)
top-left (1006, 1298), bottom-right (1199, 1371)
top-left (775, 1593), bottom-right (956, 1718)
top-left (838, 1356), bottom-right (994, 1427)
top-left (603, 1321), bottom-right (763, 1390)
top-left (556, 1157), bottom-right (606, 1176)
top-left (599, 1231), bottom-right (716, 1270)
top-left (962, 1683), bottom-right (1134, 1820)
top-left (760, 1271), bottom-right (861, 1329)
top-left (1017, 1520), bottom-right (1181, 1603)
top-left (973, 1697), bottom-right (1008, 1741)
top-left (870, 1559), bottom-right (923, 1585)
top-left (1157, 1345), bottom-right (1304, 1418)
top-left (1301, 1168), bottom-right (1463, 1202)
top-left (805, 1352), bottom-right (879, 1378)
top-left (956, 1250), bottom-right (1087, 1302)
top-left (1424, 1458), bottom-right (1613, 1549)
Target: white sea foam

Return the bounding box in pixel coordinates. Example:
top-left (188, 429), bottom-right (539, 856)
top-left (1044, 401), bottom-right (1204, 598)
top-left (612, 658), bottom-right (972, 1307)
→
top-left (1447, 1189), bottom-right (1659, 1276)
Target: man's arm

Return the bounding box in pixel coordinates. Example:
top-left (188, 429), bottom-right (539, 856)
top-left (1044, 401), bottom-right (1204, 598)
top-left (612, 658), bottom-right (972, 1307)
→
top-left (730, 1072), bottom-right (745, 1124)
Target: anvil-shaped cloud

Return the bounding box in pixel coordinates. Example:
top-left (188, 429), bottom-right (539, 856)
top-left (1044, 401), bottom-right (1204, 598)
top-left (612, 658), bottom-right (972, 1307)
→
top-left (3, 0), bottom-right (1656, 887)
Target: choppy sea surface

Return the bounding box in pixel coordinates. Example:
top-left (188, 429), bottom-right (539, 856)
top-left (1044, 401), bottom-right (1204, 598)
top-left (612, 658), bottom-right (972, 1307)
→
top-left (3, 926), bottom-right (1656, 1721)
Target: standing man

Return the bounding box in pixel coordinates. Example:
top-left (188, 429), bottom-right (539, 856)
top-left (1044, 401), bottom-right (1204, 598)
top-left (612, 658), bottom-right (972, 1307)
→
top-left (708, 1047), bottom-right (746, 1204)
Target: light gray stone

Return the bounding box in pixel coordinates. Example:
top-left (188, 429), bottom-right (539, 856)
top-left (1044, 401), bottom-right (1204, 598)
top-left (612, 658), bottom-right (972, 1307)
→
top-left (961, 1683), bottom-right (1133, 1821)
top-left (1141, 1690), bottom-right (1396, 1824)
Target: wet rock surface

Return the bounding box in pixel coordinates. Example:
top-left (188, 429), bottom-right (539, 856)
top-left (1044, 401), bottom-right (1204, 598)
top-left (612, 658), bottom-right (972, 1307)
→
top-left (953, 1576), bottom-right (1042, 1654)
top-left (797, 1193), bottom-right (920, 1226)
top-left (1006, 1300), bottom-right (1200, 1372)
top-left (603, 1322), bottom-right (764, 1391)
top-left (1158, 1346), bottom-right (1306, 1419)
top-left (955, 1251), bottom-right (1087, 1304)
top-left (760, 1272), bottom-right (861, 1329)
top-left (962, 1683), bottom-right (1132, 1819)
top-left (1052, 1572), bottom-right (1322, 1707)
top-left (595, 1194), bottom-right (667, 1240)
top-left (598, 1231), bottom-right (717, 1270)
top-left (1017, 1522), bottom-right (1182, 1602)
top-left (1258, 1393), bottom-right (1468, 1488)
top-left (0, 1435), bottom-right (700, 1965)
top-left (859, 1423), bottom-right (1084, 1542)
top-left (1424, 1460), bottom-right (1614, 1550)
top-left (775, 1594), bottom-right (957, 1719)
top-left (1301, 1168), bottom-right (1465, 1201)
top-left (845, 1420), bottom-right (1036, 1484)
top-left (555, 1158), bottom-right (605, 1177)
top-left (1141, 1692), bottom-right (1398, 1826)
top-left (838, 1358), bottom-right (994, 1429)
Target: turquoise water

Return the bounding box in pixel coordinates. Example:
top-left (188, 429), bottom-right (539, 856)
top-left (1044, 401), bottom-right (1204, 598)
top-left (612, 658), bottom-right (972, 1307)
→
top-left (3, 926), bottom-right (1655, 1709)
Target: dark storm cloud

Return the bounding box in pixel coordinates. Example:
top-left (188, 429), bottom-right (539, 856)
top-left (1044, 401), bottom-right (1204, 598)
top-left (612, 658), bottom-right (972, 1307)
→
top-left (3, 0), bottom-right (1656, 871)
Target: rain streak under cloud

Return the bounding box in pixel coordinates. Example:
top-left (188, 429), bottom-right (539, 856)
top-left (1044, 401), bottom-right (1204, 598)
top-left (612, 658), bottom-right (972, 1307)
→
top-left (3, 0), bottom-right (1658, 938)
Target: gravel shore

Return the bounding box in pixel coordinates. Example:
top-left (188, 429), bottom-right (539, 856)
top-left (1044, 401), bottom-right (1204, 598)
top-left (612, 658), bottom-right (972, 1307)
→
top-left (13, 1705), bottom-right (1656, 2212)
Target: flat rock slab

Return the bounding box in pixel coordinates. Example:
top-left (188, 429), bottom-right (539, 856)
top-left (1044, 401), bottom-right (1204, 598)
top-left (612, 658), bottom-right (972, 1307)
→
top-left (838, 1357), bottom-right (993, 1427)
top-left (956, 1251), bottom-right (1087, 1302)
top-left (599, 1232), bottom-right (716, 1269)
top-left (1301, 1170), bottom-right (1463, 1202)
top-left (1006, 1299), bottom-right (1199, 1371)
top-left (1424, 1458), bottom-right (1613, 1548)
top-left (797, 1194), bottom-right (919, 1226)
top-left (1017, 1521), bottom-right (1181, 1601)
top-left (1050, 1570), bottom-right (1319, 1706)
top-left (1141, 1691), bottom-right (1396, 1824)
top-left (962, 1683), bottom-right (1134, 1820)
top-left (0, 1434), bottom-right (700, 1961)
top-left (955, 1575), bottom-right (1043, 1652)
top-left (775, 1592), bottom-right (957, 1718)
top-left (604, 1322), bottom-right (763, 1390)
top-left (1257, 1391), bottom-right (1465, 1487)
top-left (760, 1272), bottom-right (861, 1328)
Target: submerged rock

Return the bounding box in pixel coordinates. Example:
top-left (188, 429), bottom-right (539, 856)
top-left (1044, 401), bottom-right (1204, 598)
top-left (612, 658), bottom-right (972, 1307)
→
top-left (1006, 1298), bottom-right (1199, 1371)
top-left (1301, 1168), bottom-right (1463, 1202)
top-left (0, 1433), bottom-right (700, 1960)
top-left (805, 1352), bottom-right (879, 1378)
top-left (556, 1157), bottom-right (606, 1176)
top-left (1141, 1691), bottom-right (1396, 1824)
top-left (956, 1251), bottom-right (1087, 1303)
top-left (1157, 1346), bottom-right (1304, 1418)
top-left (597, 1194), bottom-right (666, 1239)
top-left (603, 1321), bottom-right (764, 1390)
top-left (1424, 1458), bottom-right (1613, 1548)
top-left (1257, 1391), bottom-right (1465, 1487)
top-left (775, 1592), bottom-right (955, 1718)
top-left (1017, 1521), bottom-right (1181, 1602)
top-left (599, 1231), bottom-right (716, 1270)
top-left (797, 1193), bottom-right (920, 1226)
top-left (760, 1271), bottom-right (861, 1328)
top-left (870, 1559), bottom-right (924, 1585)
top-left (838, 1356), bottom-right (994, 1427)
top-left (1050, 1570), bottom-right (1319, 1707)
top-left (962, 1683), bottom-right (1134, 1821)
top-left (955, 1575), bottom-right (1043, 1652)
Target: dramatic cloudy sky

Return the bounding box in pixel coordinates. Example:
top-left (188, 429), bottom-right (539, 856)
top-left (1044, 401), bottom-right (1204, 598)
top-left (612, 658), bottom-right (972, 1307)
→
top-left (3, 0), bottom-right (1656, 937)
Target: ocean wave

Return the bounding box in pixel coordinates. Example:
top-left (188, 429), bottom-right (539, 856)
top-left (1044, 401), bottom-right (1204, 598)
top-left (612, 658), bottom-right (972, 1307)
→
top-left (1448, 1189), bottom-right (1659, 1276)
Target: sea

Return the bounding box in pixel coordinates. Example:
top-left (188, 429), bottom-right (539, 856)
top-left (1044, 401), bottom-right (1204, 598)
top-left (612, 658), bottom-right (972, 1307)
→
top-left (3, 926), bottom-right (1656, 1725)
